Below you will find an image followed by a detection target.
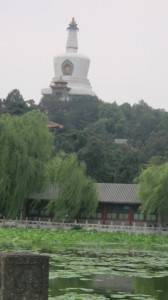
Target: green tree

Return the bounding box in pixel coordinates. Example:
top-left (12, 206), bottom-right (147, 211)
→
top-left (0, 110), bottom-right (53, 218)
top-left (115, 147), bottom-right (143, 183)
top-left (53, 129), bottom-right (88, 155)
top-left (46, 153), bottom-right (98, 219)
top-left (138, 162), bottom-right (168, 219)
top-left (39, 94), bottom-right (100, 130)
top-left (2, 89), bottom-right (37, 115)
top-left (68, 95), bottom-right (100, 130)
top-left (144, 130), bottom-right (168, 161)
top-left (39, 94), bottom-right (70, 127)
top-left (98, 102), bottom-right (127, 137)
top-left (3, 89), bottom-right (28, 115)
top-left (129, 100), bottom-right (160, 145)
top-left (78, 135), bottom-right (108, 182)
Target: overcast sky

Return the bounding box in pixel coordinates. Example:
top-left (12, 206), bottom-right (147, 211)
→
top-left (1, 0), bottom-right (168, 110)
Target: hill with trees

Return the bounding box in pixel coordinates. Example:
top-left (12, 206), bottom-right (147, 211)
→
top-left (2, 90), bottom-right (168, 184)
top-left (39, 94), bottom-right (168, 183)
top-left (0, 101), bottom-right (98, 218)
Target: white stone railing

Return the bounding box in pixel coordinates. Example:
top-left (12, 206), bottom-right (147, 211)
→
top-left (0, 218), bottom-right (167, 235)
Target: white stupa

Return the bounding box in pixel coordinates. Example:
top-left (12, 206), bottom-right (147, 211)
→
top-left (41, 18), bottom-right (96, 97)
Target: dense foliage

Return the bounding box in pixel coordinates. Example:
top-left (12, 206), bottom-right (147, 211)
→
top-left (138, 162), bottom-right (168, 219)
top-left (46, 153), bottom-right (98, 219)
top-left (0, 110), bottom-right (53, 217)
top-left (2, 89), bottom-right (168, 185)
top-left (0, 89), bottom-right (37, 115)
top-left (39, 94), bottom-right (168, 183)
top-left (0, 105), bottom-right (98, 218)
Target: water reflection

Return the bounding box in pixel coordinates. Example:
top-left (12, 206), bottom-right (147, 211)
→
top-left (135, 277), bottom-right (168, 300)
top-left (94, 275), bottom-right (135, 292)
top-left (49, 275), bottom-right (168, 299)
top-left (49, 277), bottom-right (92, 296)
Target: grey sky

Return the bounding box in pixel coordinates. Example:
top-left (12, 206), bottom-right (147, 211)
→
top-left (1, 0), bottom-right (168, 110)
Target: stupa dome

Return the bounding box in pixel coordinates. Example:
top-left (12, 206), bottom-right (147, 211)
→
top-left (42, 18), bottom-right (96, 97)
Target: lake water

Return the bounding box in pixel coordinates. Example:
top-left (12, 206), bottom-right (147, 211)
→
top-left (48, 247), bottom-right (168, 299)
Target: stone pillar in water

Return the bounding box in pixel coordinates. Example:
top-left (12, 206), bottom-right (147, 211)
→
top-left (0, 253), bottom-right (49, 300)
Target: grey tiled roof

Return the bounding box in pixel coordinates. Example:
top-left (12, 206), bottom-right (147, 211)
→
top-left (29, 183), bottom-right (141, 204)
top-left (96, 183), bottom-right (141, 204)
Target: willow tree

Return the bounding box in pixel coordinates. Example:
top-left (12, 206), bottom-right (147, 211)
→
top-left (138, 162), bottom-right (168, 219)
top-left (47, 153), bottom-right (98, 220)
top-left (0, 110), bottom-right (53, 218)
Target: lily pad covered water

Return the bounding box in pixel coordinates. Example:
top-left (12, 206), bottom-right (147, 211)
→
top-left (48, 247), bottom-right (168, 299)
top-left (0, 228), bottom-right (168, 299)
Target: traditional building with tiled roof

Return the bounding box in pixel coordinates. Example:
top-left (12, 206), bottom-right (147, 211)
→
top-left (27, 183), bottom-right (157, 227)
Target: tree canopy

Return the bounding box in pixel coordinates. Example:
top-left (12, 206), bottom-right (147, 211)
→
top-left (0, 108), bottom-right (98, 219)
top-left (0, 110), bottom-right (53, 217)
top-left (1, 89), bottom-right (37, 115)
top-left (46, 153), bottom-right (98, 220)
top-left (39, 94), bottom-right (168, 183)
top-left (3, 89), bottom-right (168, 185)
top-left (138, 162), bottom-right (168, 219)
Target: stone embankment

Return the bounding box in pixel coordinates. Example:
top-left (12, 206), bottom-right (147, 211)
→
top-left (0, 218), bottom-right (167, 235)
